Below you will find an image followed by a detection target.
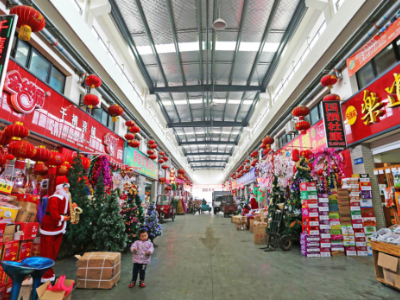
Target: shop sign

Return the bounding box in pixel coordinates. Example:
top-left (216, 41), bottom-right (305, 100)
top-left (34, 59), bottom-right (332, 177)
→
top-left (0, 15), bottom-right (17, 94)
top-left (236, 168), bottom-right (257, 186)
top-left (321, 101), bottom-right (346, 148)
top-left (123, 146), bottom-right (158, 180)
top-left (347, 19), bottom-right (400, 77)
top-left (354, 158), bottom-right (363, 165)
top-left (231, 180), bottom-right (237, 190)
top-left (341, 63), bottom-right (400, 146)
top-left (0, 61), bottom-right (124, 163)
top-left (282, 120), bottom-right (326, 152)
top-left (345, 105), bottom-right (357, 125)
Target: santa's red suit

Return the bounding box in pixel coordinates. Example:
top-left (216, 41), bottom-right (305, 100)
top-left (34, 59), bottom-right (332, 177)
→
top-left (40, 176), bottom-right (71, 281)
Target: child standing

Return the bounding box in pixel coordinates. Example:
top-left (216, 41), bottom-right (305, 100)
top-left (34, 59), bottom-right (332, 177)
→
top-left (129, 229), bottom-right (154, 288)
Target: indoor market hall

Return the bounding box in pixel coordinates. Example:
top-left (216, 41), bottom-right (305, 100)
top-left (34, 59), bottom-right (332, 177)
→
top-left (0, 0), bottom-right (400, 300)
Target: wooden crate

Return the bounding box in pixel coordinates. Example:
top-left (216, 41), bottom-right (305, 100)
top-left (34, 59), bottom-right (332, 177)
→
top-left (371, 241), bottom-right (400, 290)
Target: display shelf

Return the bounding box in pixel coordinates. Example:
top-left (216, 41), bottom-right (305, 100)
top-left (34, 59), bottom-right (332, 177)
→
top-left (371, 241), bottom-right (400, 291)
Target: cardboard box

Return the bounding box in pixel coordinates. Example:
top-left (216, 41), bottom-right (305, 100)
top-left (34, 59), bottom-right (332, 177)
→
top-left (236, 223), bottom-right (246, 231)
top-left (0, 224), bottom-right (6, 243)
top-left (2, 241), bottom-right (19, 261)
top-left (36, 279), bottom-right (75, 300)
top-left (8, 200), bottom-right (37, 222)
top-left (253, 222), bottom-right (268, 244)
top-left (232, 216), bottom-right (241, 224)
top-left (249, 219), bottom-right (255, 233)
top-left (32, 243), bottom-right (40, 257)
top-left (14, 222), bottom-right (39, 241)
top-left (77, 252), bottom-right (121, 289)
top-left (18, 241), bottom-right (32, 260)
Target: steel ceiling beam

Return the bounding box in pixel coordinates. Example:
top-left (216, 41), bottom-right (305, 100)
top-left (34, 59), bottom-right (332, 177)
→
top-left (262, 0), bottom-right (307, 89)
top-left (244, 92), bottom-right (260, 124)
top-left (192, 166), bottom-right (225, 169)
top-left (152, 85), bottom-right (265, 93)
top-left (185, 152), bottom-right (232, 156)
top-left (156, 94), bottom-right (172, 124)
top-left (195, 0), bottom-right (204, 86)
top-left (189, 160), bottom-right (228, 164)
top-left (179, 141), bottom-right (237, 146)
top-left (168, 121), bottom-right (247, 128)
top-left (109, 0), bottom-right (154, 92)
top-left (210, 0), bottom-right (218, 124)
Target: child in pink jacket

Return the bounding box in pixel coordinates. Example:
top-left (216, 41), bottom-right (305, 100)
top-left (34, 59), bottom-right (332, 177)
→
top-left (129, 229), bottom-right (154, 288)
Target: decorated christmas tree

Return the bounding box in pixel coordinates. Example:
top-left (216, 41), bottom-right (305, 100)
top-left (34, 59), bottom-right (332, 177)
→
top-left (93, 189), bottom-right (126, 251)
top-left (91, 173), bottom-right (107, 221)
top-left (64, 152), bottom-right (96, 254)
top-left (283, 155), bottom-right (313, 236)
top-left (142, 202), bottom-right (162, 244)
top-left (266, 174), bottom-right (286, 233)
top-left (120, 188), bottom-right (144, 245)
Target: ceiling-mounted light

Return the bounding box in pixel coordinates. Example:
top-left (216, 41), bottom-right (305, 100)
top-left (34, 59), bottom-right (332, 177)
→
top-left (213, 18), bottom-right (227, 30)
top-left (210, 101), bottom-right (217, 107)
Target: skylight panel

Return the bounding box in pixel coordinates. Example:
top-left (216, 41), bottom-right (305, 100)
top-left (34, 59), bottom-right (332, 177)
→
top-left (174, 100), bottom-right (187, 105)
top-left (189, 99), bottom-right (203, 104)
top-left (243, 100), bottom-right (253, 105)
top-left (214, 99), bottom-right (227, 103)
top-left (228, 100), bottom-right (241, 104)
top-left (161, 101), bottom-right (172, 106)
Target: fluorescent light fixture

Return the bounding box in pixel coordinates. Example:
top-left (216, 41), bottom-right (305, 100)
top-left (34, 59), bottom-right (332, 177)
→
top-left (189, 99), bottom-right (203, 104)
top-left (228, 100), bottom-right (241, 104)
top-left (243, 100), bottom-right (253, 105)
top-left (214, 99), bottom-right (226, 103)
top-left (174, 100), bottom-right (187, 105)
top-left (161, 101), bottom-right (172, 106)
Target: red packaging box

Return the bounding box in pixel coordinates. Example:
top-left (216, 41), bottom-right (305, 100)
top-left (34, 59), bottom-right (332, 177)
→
top-left (350, 201), bottom-right (360, 207)
top-left (14, 222), bottom-right (39, 241)
top-left (18, 241), bottom-right (32, 260)
top-left (0, 224), bottom-right (6, 243)
top-left (0, 266), bottom-right (6, 285)
top-left (302, 217), bottom-right (319, 227)
top-left (4, 282), bottom-right (12, 299)
top-left (302, 199), bottom-right (318, 208)
top-left (302, 225), bottom-right (319, 236)
top-left (352, 219), bottom-right (363, 228)
top-left (361, 208), bottom-right (375, 218)
top-left (31, 243), bottom-right (40, 257)
top-left (0, 284), bottom-right (5, 299)
top-left (2, 241), bottom-right (19, 261)
top-left (12, 194), bottom-right (40, 206)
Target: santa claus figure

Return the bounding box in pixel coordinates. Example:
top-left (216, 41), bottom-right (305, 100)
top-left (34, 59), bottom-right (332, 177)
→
top-left (40, 176), bottom-right (77, 281)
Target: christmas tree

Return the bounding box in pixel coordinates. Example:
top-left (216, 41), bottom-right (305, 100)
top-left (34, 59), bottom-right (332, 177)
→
top-left (266, 174), bottom-right (286, 233)
top-left (120, 190), bottom-right (144, 245)
top-left (142, 202), bottom-right (162, 244)
top-left (64, 152), bottom-right (96, 254)
top-left (282, 156), bottom-right (313, 236)
top-left (91, 173), bottom-right (107, 222)
top-left (93, 189), bottom-right (126, 251)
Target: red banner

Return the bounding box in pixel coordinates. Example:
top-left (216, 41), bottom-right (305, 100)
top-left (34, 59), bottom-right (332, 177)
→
top-left (347, 19), bottom-right (400, 77)
top-left (0, 60), bottom-right (124, 164)
top-left (341, 63), bottom-right (400, 146)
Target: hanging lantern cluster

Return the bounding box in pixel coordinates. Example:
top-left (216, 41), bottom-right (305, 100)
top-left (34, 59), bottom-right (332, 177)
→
top-left (125, 120), bottom-right (140, 148)
top-left (261, 135), bottom-right (274, 155)
top-left (5, 122), bottom-right (29, 141)
top-left (165, 185), bottom-right (172, 192)
top-left (129, 139), bottom-right (140, 149)
top-left (32, 145), bottom-right (51, 175)
top-left (177, 168), bottom-right (185, 179)
top-left (108, 104), bottom-right (124, 123)
top-left (8, 140), bottom-right (37, 169)
top-left (159, 177), bottom-right (166, 184)
top-left (250, 150), bottom-right (258, 158)
top-left (147, 140), bottom-right (158, 161)
top-left (10, 5), bottom-right (46, 41)
top-left (83, 75), bottom-right (102, 109)
top-left (292, 105), bottom-right (310, 135)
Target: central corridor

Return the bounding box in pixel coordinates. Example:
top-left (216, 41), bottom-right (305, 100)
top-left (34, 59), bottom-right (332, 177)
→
top-left (54, 214), bottom-right (398, 300)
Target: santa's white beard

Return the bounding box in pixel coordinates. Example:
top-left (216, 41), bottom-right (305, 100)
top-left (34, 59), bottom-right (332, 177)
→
top-left (54, 187), bottom-right (70, 201)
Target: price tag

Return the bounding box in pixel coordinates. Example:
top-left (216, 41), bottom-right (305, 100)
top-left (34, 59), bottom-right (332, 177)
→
top-left (379, 170), bottom-right (384, 174)
top-left (392, 168), bottom-right (397, 173)
top-left (386, 169), bottom-right (391, 174)
top-left (0, 178), bottom-right (14, 194)
top-left (373, 170), bottom-right (378, 175)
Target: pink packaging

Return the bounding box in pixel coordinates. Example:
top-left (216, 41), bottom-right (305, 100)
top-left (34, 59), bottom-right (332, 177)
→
top-left (331, 234), bottom-right (344, 240)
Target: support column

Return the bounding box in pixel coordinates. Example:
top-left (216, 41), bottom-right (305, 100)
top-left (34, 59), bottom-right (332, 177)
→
top-left (136, 175), bottom-right (146, 203)
top-left (151, 181), bottom-right (158, 203)
top-left (349, 144), bottom-right (385, 229)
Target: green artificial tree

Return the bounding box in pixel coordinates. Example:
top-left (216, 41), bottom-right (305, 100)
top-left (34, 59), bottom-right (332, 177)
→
top-left (282, 156), bottom-right (313, 236)
top-left (120, 191), bottom-right (144, 245)
top-left (64, 152), bottom-right (96, 254)
top-left (141, 202), bottom-right (162, 245)
top-left (93, 189), bottom-right (126, 251)
top-left (266, 174), bottom-right (286, 233)
top-left (91, 173), bottom-right (107, 222)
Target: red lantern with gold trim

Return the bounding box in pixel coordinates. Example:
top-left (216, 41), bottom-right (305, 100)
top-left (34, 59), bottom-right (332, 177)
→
top-left (83, 94), bottom-right (100, 109)
top-left (300, 149), bottom-right (313, 160)
top-left (10, 5), bottom-right (45, 41)
top-left (292, 106), bottom-right (310, 121)
top-left (32, 145), bottom-right (51, 165)
top-left (178, 169), bottom-right (185, 175)
top-left (125, 133), bottom-right (135, 141)
top-left (0, 131), bottom-right (10, 146)
top-left (79, 155), bottom-right (91, 170)
top-left (323, 94), bottom-right (341, 101)
top-left (129, 140), bottom-right (140, 148)
top-left (108, 104), bottom-right (123, 122)
top-left (320, 74), bottom-right (338, 89)
top-left (125, 120), bottom-right (135, 128)
top-left (6, 154), bottom-right (14, 161)
top-left (162, 165), bottom-right (168, 170)
top-left (147, 150), bottom-right (154, 155)
top-left (57, 162), bottom-right (71, 176)
top-left (159, 151), bottom-right (165, 156)
top-left (296, 121), bottom-right (310, 135)
top-left (148, 140), bottom-right (155, 145)
top-left (149, 143), bottom-right (158, 149)
top-left (158, 159), bottom-right (165, 164)
top-left (163, 156), bottom-right (169, 162)
top-left (159, 177), bottom-right (166, 184)
top-left (130, 126), bottom-right (140, 135)
top-left (263, 148), bottom-right (272, 156)
top-left (48, 151), bottom-right (64, 174)
top-left (8, 140), bottom-right (37, 169)
top-left (262, 136), bottom-right (274, 145)
top-left (85, 75), bottom-right (102, 89)
top-left (33, 164), bottom-right (48, 176)
top-left (149, 154), bottom-right (157, 160)
top-left (5, 122), bottom-right (29, 141)
top-left (165, 185), bottom-right (172, 192)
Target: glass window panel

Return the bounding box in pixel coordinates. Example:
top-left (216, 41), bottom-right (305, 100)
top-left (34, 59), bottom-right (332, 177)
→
top-left (101, 109), bottom-right (108, 126)
top-left (375, 44), bottom-right (397, 75)
top-left (29, 50), bottom-right (51, 82)
top-left (304, 114), bottom-right (311, 124)
top-left (15, 40), bottom-right (30, 67)
top-left (310, 105), bottom-right (320, 125)
top-left (92, 108), bottom-right (102, 123)
top-left (108, 115), bottom-right (115, 131)
top-left (356, 62), bottom-right (375, 89)
top-left (49, 67), bottom-right (66, 94)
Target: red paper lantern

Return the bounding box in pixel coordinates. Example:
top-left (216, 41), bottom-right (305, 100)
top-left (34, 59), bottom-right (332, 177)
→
top-left (125, 133), bottom-right (135, 141)
top-left (251, 162), bottom-right (256, 167)
top-left (263, 149), bottom-right (272, 156)
top-left (300, 150), bottom-right (313, 159)
top-left (163, 156), bottom-right (169, 162)
top-left (0, 154), bottom-right (6, 166)
top-left (149, 154), bottom-right (157, 160)
top-left (178, 169), bottom-right (185, 175)
top-left (10, 5), bottom-right (45, 41)
top-left (159, 151), bottom-right (165, 156)
top-left (129, 140), bottom-right (140, 148)
top-left (323, 94), bottom-right (341, 101)
top-left (49, 151), bottom-right (64, 167)
top-left (159, 177), bottom-right (166, 184)
top-left (5, 122), bottom-right (29, 141)
top-left (158, 159), bottom-right (165, 164)
top-left (9, 140), bottom-right (37, 169)
top-left (320, 74), bottom-right (338, 89)
top-left (125, 120), bottom-right (135, 128)
top-left (147, 150), bottom-right (154, 155)
top-left (33, 164), bottom-right (48, 176)
top-left (148, 140), bottom-right (155, 145)
top-left (292, 149), bottom-right (300, 162)
top-left (262, 136), bottom-right (274, 145)
top-left (162, 165), bottom-right (169, 170)
top-left (79, 155), bottom-right (91, 170)
top-left (5, 154), bottom-right (14, 161)
top-left (292, 106), bottom-right (310, 120)
top-left (32, 145), bottom-right (51, 164)
top-left (130, 126), bottom-right (141, 134)
top-left (296, 120), bottom-right (310, 134)
top-left (83, 94), bottom-right (100, 109)
top-left (317, 169), bottom-right (324, 176)
top-left (165, 186), bottom-right (172, 191)
top-left (149, 144), bottom-right (158, 149)
top-left (108, 104), bottom-right (123, 122)
top-left (0, 131), bottom-right (10, 146)
top-left (57, 162), bottom-right (71, 176)
top-left (85, 74), bottom-right (102, 89)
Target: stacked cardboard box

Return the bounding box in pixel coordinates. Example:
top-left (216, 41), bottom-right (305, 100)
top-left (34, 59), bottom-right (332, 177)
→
top-left (318, 193), bottom-right (331, 257)
top-left (301, 182), bottom-right (320, 257)
top-left (253, 221), bottom-right (268, 244)
top-left (329, 190), bottom-right (345, 257)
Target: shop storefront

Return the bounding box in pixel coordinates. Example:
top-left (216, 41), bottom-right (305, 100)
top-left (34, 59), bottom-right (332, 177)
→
top-left (236, 168), bottom-right (257, 201)
top-left (123, 146), bottom-right (158, 203)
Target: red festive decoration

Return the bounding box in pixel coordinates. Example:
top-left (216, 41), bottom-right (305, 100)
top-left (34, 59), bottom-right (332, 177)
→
top-left (292, 149), bottom-right (300, 162)
top-left (320, 74), bottom-right (338, 89)
top-left (162, 165), bottom-right (169, 170)
top-left (148, 140), bottom-right (155, 145)
top-left (250, 150), bottom-right (258, 158)
top-left (149, 154), bottom-right (157, 160)
top-left (33, 164), bottom-right (48, 176)
top-left (32, 145), bottom-right (51, 164)
top-left (129, 140), bottom-right (140, 148)
top-left (147, 150), bottom-right (154, 155)
top-left (323, 94), bottom-right (341, 101)
top-left (158, 159), bottom-right (165, 164)
top-left (159, 151), bottom-right (165, 156)
top-left (83, 94), bottom-right (100, 109)
top-left (165, 185), bottom-right (172, 191)
top-left (10, 5), bottom-right (45, 41)
top-left (317, 169), bottom-right (324, 176)
top-left (130, 126), bottom-right (140, 134)
top-left (0, 154), bottom-right (6, 166)
top-left (300, 149), bottom-right (313, 160)
top-left (125, 120), bottom-right (135, 128)
top-left (48, 150), bottom-right (64, 175)
top-left (5, 154), bottom-right (14, 161)
top-left (5, 122), bottom-right (29, 141)
top-left (108, 104), bottom-right (123, 122)
top-left (0, 132), bottom-right (10, 146)
top-left (149, 143), bottom-right (158, 149)
top-left (262, 136), bottom-right (274, 145)
top-left (296, 120), bottom-right (310, 135)
top-left (85, 74), bottom-right (102, 89)
top-left (57, 162), bottom-right (71, 176)
top-left (9, 140), bottom-right (36, 169)
top-left (178, 169), bottom-right (185, 175)
top-left (79, 155), bottom-right (91, 170)
top-left (159, 177), bottom-right (166, 184)
top-left (163, 156), bottom-right (169, 162)
top-left (292, 106), bottom-right (310, 120)
top-left (125, 133), bottom-right (135, 141)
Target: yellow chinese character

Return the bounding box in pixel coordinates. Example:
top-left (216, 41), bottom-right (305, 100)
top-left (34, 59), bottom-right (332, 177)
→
top-left (385, 73), bottom-right (400, 108)
top-left (302, 133), bottom-right (311, 148)
top-left (361, 90), bottom-right (384, 125)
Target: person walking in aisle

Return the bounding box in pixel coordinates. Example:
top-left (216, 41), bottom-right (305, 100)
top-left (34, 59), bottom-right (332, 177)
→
top-left (129, 229), bottom-right (154, 288)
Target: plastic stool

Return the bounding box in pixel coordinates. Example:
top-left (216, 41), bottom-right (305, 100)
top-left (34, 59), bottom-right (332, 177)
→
top-left (21, 257), bottom-right (55, 300)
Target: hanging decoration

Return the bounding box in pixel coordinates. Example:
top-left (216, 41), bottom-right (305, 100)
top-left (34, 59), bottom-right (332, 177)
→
top-left (85, 75), bottom-right (102, 90)
top-left (162, 165), bottom-right (168, 170)
top-left (163, 156), bottom-right (169, 162)
top-left (10, 5), bottom-right (46, 41)
top-left (323, 94), bottom-right (341, 101)
top-left (48, 150), bottom-right (64, 175)
top-left (159, 177), bottom-right (166, 184)
top-left (57, 162), bottom-right (71, 176)
top-left (130, 126), bottom-right (140, 135)
top-left (149, 143), bottom-right (158, 150)
top-left (129, 140), bottom-right (140, 148)
top-left (8, 140), bottom-right (36, 169)
top-left (261, 135), bottom-right (274, 155)
top-left (159, 151), bottom-right (165, 156)
top-left (149, 154), bottom-right (157, 160)
top-left (158, 159), bottom-right (165, 164)
top-left (292, 105), bottom-right (310, 135)
top-left (320, 74), bottom-right (338, 89)
top-left (83, 94), bottom-right (99, 109)
top-left (147, 150), bottom-right (154, 155)
top-left (90, 155), bottom-right (112, 187)
top-left (32, 145), bottom-right (51, 165)
top-left (125, 120), bottom-right (135, 129)
top-left (5, 122), bottom-right (29, 141)
top-left (0, 131), bottom-right (10, 147)
top-left (124, 133), bottom-right (135, 141)
top-left (108, 104), bottom-right (124, 122)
